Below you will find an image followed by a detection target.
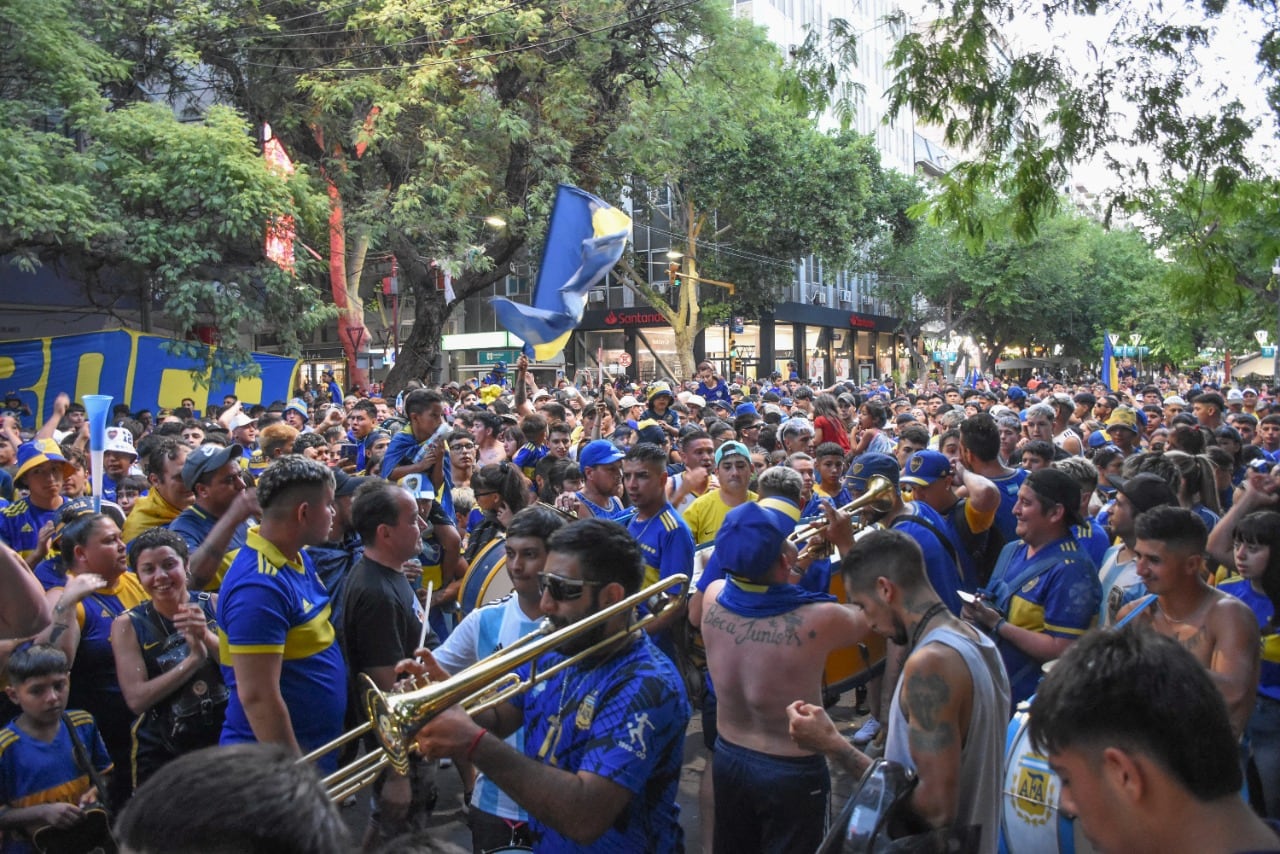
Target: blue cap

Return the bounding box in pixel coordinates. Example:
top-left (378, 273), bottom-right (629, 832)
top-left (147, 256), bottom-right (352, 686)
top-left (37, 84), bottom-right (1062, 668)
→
top-left (579, 439), bottom-right (625, 470)
top-left (714, 441), bottom-right (751, 468)
top-left (14, 438), bottom-right (74, 485)
top-left (846, 453), bottom-right (900, 493)
top-left (493, 361), bottom-right (507, 373)
top-left (1087, 430), bottom-right (1109, 448)
top-left (713, 503), bottom-right (788, 581)
top-left (635, 419), bottom-right (666, 445)
top-left (900, 450), bottom-right (953, 487)
top-left (1007, 386), bottom-right (1027, 401)
top-left (734, 402), bottom-right (758, 417)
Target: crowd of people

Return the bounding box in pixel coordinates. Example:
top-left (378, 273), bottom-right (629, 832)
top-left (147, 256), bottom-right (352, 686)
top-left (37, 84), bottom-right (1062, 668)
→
top-left (0, 352), bottom-right (1278, 853)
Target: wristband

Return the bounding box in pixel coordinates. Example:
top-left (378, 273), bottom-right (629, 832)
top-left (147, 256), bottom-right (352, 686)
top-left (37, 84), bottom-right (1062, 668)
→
top-left (990, 618), bottom-right (1005, 637)
top-left (466, 728), bottom-right (488, 761)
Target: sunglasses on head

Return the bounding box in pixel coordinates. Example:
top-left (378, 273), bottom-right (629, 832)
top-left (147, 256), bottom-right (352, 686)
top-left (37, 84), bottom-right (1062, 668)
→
top-left (538, 572), bottom-right (604, 601)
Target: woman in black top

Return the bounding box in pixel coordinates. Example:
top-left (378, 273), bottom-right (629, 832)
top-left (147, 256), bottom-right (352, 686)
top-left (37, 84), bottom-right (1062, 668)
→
top-left (111, 528), bottom-right (225, 788)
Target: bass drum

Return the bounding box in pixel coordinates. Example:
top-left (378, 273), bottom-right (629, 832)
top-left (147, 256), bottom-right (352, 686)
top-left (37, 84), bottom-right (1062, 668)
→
top-left (823, 569), bottom-right (887, 702)
top-left (1001, 700), bottom-right (1097, 854)
top-left (459, 535), bottom-right (513, 615)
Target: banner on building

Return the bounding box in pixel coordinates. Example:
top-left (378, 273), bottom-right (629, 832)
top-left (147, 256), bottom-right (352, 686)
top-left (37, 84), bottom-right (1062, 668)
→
top-left (0, 330), bottom-right (299, 427)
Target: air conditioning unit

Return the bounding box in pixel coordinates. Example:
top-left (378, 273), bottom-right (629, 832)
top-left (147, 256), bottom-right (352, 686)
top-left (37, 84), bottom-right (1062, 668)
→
top-left (653, 282), bottom-right (668, 294)
top-left (838, 289), bottom-right (854, 304)
top-left (811, 292), bottom-right (826, 305)
top-left (588, 289), bottom-right (606, 303)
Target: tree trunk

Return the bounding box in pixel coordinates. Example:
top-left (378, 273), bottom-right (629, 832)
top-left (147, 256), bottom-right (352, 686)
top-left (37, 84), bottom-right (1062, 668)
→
top-left (385, 280), bottom-right (449, 391)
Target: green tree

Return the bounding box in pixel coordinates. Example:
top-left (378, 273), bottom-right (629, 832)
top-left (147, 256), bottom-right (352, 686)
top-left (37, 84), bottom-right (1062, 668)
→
top-left (879, 205), bottom-right (1163, 372)
top-left (607, 17), bottom-right (889, 377)
top-left (0, 0), bottom-right (330, 385)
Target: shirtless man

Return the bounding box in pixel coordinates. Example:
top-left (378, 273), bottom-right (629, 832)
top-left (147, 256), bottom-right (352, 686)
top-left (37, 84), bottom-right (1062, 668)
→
top-left (1117, 505), bottom-right (1260, 737)
top-left (700, 502), bottom-right (866, 854)
top-left (469, 412), bottom-right (507, 467)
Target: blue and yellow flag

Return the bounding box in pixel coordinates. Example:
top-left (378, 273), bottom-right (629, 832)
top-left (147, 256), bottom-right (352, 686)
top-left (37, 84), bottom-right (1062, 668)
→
top-left (491, 184), bottom-right (631, 360)
top-left (1102, 332), bottom-right (1119, 391)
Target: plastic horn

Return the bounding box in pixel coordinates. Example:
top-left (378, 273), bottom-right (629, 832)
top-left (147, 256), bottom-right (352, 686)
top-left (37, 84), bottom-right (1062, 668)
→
top-left (82, 395), bottom-right (113, 512)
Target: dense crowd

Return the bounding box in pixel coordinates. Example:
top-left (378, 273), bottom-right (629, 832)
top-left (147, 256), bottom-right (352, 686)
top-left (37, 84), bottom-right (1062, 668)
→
top-left (0, 353), bottom-right (1279, 854)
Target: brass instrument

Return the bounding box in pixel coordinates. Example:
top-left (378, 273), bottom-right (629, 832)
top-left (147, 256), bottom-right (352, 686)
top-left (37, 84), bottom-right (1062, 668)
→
top-left (789, 474), bottom-right (896, 557)
top-left (537, 501), bottom-right (579, 522)
top-left (304, 573), bottom-right (689, 801)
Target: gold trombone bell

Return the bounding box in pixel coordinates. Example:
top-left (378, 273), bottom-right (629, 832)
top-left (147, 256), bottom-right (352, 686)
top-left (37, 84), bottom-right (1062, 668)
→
top-left (304, 573), bottom-right (690, 799)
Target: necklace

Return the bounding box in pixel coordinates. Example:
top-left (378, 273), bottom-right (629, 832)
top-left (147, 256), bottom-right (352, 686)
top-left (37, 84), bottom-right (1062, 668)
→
top-left (1159, 592), bottom-right (1212, 625)
top-left (910, 602), bottom-right (949, 651)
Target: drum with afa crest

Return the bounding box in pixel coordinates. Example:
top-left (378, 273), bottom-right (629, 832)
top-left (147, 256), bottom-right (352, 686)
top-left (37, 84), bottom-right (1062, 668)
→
top-left (1000, 699), bottom-right (1097, 854)
top-left (459, 535), bottom-right (514, 614)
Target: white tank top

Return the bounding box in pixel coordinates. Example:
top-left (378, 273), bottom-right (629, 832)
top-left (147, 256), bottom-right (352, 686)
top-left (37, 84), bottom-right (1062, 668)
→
top-left (885, 624), bottom-right (1011, 854)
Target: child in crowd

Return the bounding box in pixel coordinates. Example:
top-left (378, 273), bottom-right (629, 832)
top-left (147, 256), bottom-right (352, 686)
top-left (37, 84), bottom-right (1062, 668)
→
top-left (0, 644), bottom-right (113, 854)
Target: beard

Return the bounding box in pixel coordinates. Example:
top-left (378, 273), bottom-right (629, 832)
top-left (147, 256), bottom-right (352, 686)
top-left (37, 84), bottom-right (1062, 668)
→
top-left (890, 614), bottom-right (909, 646)
top-left (551, 617), bottom-right (610, 657)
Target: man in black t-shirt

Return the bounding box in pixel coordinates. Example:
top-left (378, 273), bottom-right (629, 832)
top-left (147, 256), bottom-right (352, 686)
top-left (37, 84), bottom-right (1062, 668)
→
top-left (340, 479), bottom-right (436, 850)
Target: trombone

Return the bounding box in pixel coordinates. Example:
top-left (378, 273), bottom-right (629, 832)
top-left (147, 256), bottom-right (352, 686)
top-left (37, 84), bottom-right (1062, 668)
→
top-left (789, 474), bottom-right (895, 560)
top-left (304, 572), bottom-right (689, 802)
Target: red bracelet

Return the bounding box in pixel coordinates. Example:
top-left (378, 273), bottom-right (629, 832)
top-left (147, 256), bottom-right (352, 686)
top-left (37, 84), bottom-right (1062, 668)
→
top-left (466, 728), bottom-right (488, 761)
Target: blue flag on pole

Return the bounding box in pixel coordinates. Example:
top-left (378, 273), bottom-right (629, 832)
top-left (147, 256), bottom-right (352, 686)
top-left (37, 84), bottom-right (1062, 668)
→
top-left (1102, 333), bottom-right (1118, 391)
top-left (491, 184), bottom-right (631, 361)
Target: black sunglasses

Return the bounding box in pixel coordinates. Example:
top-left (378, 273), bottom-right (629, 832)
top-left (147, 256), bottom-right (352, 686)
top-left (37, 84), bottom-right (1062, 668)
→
top-left (538, 572), bottom-right (604, 601)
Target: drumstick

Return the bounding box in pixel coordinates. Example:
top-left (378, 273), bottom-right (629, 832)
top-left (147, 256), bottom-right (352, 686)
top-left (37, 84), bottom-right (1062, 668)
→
top-left (418, 581), bottom-right (434, 649)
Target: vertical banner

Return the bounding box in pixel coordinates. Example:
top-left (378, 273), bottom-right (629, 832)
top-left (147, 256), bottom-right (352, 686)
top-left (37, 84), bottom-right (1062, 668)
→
top-left (1102, 333), bottom-right (1119, 391)
top-left (0, 330), bottom-right (300, 427)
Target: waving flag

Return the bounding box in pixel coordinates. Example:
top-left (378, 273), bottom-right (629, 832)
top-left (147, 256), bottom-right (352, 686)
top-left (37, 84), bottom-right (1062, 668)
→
top-left (492, 184), bottom-right (631, 360)
top-left (1102, 333), bottom-right (1119, 391)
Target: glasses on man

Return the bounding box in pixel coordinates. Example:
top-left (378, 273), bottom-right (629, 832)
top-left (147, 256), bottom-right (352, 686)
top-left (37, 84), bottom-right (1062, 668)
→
top-left (538, 572), bottom-right (604, 601)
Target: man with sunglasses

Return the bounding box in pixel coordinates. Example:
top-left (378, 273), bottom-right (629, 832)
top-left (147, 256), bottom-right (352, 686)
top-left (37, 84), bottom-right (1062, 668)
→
top-left (413, 519), bottom-right (691, 852)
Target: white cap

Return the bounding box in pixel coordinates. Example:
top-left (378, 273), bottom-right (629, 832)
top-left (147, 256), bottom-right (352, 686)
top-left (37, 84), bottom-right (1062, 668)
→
top-left (103, 426), bottom-right (137, 457)
top-left (686, 394), bottom-right (706, 409)
top-left (1164, 395), bottom-right (1187, 407)
top-left (230, 413), bottom-right (258, 430)
top-left (619, 395), bottom-right (639, 408)
top-left (399, 473), bottom-right (435, 501)
top-left (1227, 388), bottom-right (1244, 401)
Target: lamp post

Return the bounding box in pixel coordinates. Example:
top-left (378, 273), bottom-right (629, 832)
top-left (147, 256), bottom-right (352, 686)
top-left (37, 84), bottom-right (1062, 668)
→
top-left (1273, 259), bottom-right (1280, 388)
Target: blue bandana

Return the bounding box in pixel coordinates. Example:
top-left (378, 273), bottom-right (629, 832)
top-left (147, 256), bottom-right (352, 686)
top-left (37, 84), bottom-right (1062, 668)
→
top-left (716, 575), bottom-right (836, 619)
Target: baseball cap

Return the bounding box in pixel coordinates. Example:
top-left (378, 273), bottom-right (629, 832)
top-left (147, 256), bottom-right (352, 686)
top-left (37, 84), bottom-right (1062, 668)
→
top-left (1163, 395), bottom-right (1188, 407)
top-left (900, 450), bottom-right (953, 487)
top-left (713, 503), bottom-right (788, 582)
top-left (686, 394), bottom-right (706, 409)
top-left (1025, 468), bottom-right (1084, 528)
top-left (1244, 387), bottom-right (1259, 397)
top-left (734, 402), bottom-right (758, 417)
top-left (846, 453), bottom-right (900, 493)
top-left (182, 443), bottom-right (244, 489)
top-left (333, 469), bottom-right (369, 498)
top-left (1006, 386), bottom-right (1027, 401)
top-left (714, 441), bottom-right (751, 467)
top-left (103, 426), bottom-right (137, 458)
top-left (1227, 388), bottom-right (1245, 402)
top-left (398, 473), bottom-right (435, 501)
top-left (618, 395), bottom-right (639, 409)
top-left (579, 439), bottom-right (625, 470)
top-left (229, 413), bottom-right (258, 431)
top-left (635, 419), bottom-right (667, 446)
top-left (1114, 473), bottom-right (1176, 515)
top-left (51, 497), bottom-right (126, 550)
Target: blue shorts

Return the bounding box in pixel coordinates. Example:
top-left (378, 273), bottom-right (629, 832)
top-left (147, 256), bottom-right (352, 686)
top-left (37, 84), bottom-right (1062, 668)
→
top-left (712, 736), bottom-right (829, 854)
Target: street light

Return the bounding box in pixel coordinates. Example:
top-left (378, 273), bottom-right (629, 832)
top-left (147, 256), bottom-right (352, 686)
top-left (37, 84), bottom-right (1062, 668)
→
top-left (665, 250), bottom-right (684, 260)
top-left (483, 216), bottom-right (507, 228)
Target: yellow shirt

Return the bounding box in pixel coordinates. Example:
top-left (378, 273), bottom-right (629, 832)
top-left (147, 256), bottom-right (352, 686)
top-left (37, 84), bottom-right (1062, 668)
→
top-left (681, 489), bottom-right (758, 545)
top-left (121, 490), bottom-right (184, 542)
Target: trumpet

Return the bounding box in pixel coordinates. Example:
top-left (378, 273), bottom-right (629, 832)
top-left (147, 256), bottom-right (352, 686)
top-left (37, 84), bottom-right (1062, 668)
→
top-left (537, 500), bottom-right (579, 522)
top-left (303, 573), bottom-right (689, 801)
top-left (788, 474), bottom-right (896, 546)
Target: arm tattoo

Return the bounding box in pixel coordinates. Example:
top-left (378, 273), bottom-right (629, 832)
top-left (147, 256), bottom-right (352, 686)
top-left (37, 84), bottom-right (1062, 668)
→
top-left (905, 672), bottom-right (956, 754)
top-left (49, 622), bottom-right (68, 643)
